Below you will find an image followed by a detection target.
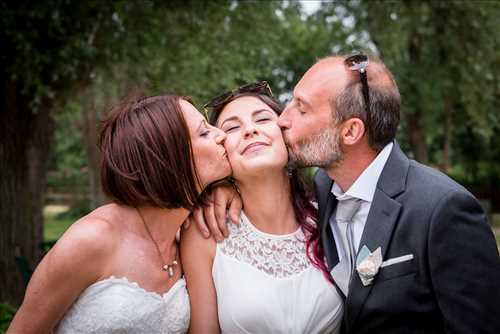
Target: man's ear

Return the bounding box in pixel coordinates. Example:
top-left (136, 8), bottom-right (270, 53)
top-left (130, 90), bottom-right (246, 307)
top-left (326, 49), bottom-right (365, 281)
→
top-left (341, 117), bottom-right (366, 146)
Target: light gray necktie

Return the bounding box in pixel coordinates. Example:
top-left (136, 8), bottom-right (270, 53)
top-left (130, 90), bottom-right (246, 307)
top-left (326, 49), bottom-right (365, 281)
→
top-left (333, 197), bottom-right (362, 295)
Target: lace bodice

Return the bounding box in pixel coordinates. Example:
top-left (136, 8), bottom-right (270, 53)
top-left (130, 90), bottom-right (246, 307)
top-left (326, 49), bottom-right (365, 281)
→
top-left (219, 213), bottom-right (311, 278)
top-left (54, 276), bottom-right (189, 334)
top-left (213, 212), bottom-right (343, 334)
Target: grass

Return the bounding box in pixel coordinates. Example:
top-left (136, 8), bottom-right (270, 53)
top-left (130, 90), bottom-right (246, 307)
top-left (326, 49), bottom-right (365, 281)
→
top-left (491, 213), bottom-right (500, 227)
top-left (43, 205), bottom-right (73, 241)
top-left (0, 207), bottom-right (73, 333)
top-left (0, 302), bottom-right (16, 333)
top-left (488, 214), bottom-right (500, 248)
top-left (492, 214), bottom-right (500, 243)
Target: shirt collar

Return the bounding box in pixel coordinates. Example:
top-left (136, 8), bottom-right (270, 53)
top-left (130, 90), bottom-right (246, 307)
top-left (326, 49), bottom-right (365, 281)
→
top-left (331, 142), bottom-right (394, 203)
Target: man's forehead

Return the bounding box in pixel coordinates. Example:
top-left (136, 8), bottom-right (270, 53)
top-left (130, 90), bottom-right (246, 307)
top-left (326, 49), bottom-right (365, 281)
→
top-left (294, 58), bottom-right (347, 100)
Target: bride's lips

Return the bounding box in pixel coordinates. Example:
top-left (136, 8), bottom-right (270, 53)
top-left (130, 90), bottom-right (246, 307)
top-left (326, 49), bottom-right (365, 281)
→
top-left (241, 141), bottom-right (269, 155)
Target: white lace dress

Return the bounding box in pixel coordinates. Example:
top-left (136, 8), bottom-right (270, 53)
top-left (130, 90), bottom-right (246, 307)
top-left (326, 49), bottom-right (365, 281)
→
top-left (213, 212), bottom-right (342, 334)
top-left (54, 276), bottom-right (190, 333)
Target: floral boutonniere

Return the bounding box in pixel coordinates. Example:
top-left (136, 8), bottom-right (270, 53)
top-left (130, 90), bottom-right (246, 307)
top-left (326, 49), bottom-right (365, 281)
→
top-left (356, 246), bottom-right (383, 286)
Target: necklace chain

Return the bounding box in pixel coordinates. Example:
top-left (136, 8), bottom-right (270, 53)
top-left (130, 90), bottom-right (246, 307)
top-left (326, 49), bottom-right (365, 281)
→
top-left (136, 207), bottom-right (178, 278)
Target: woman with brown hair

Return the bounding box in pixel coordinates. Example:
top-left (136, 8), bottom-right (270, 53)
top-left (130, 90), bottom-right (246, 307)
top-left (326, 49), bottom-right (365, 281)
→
top-left (8, 94), bottom-right (231, 334)
top-left (181, 82), bottom-right (342, 334)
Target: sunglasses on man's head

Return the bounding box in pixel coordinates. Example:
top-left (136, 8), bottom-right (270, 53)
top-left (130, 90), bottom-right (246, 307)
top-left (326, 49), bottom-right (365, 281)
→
top-left (203, 81), bottom-right (273, 114)
top-left (345, 54), bottom-right (369, 73)
top-left (344, 54), bottom-right (371, 126)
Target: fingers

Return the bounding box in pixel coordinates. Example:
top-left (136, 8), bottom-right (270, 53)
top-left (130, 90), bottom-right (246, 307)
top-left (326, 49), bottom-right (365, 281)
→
top-left (213, 185), bottom-right (241, 226)
top-left (194, 181), bottom-right (242, 242)
top-left (228, 193), bottom-right (243, 225)
top-left (214, 191), bottom-right (230, 238)
top-left (192, 207), bottom-right (210, 238)
top-left (203, 202), bottom-right (224, 242)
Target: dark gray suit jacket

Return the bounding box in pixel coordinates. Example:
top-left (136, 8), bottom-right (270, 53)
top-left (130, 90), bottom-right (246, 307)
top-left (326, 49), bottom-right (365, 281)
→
top-left (314, 142), bottom-right (500, 334)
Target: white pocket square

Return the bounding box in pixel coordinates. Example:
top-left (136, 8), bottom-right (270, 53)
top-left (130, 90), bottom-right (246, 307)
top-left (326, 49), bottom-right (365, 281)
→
top-left (380, 254), bottom-right (414, 268)
top-left (356, 248), bottom-right (414, 286)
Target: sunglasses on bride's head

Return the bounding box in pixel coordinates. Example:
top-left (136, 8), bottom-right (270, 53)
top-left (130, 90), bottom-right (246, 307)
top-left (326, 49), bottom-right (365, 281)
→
top-left (203, 81), bottom-right (273, 115)
top-left (344, 54), bottom-right (371, 126)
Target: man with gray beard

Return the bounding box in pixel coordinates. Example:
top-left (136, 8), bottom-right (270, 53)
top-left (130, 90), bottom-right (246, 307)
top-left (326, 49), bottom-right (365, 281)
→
top-left (192, 54), bottom-right (500, 334)
top-left (286, 122), bottom-right (343, 169)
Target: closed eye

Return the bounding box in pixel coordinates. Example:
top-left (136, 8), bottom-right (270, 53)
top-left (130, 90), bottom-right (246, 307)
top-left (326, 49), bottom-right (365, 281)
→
top-left (198, 120), bottom-right (211, 137)
top-left (296, 100), bottom-right (305, 114)
top-left (256, 118), bottom-right (271, 123)
top-left (296, 104), bottom-right (306, 115)
top-left (224, 125), bottom-right (240, 133)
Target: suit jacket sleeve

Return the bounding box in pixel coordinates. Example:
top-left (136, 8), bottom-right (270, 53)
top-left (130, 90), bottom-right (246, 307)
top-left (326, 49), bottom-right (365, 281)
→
top-left (428, 189), bottom-right (500, 333)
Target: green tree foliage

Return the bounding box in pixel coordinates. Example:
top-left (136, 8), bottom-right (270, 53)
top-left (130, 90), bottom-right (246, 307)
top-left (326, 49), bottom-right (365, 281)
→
top-left (338, 0), bottom-right (500, 182)
top-left (0, 302), bottom-right (16, 333)
top-left (49, 0), bottom-right (355, 208)
top-left (90, 1), bottom-right (354, 102)
top-left (0, 0), bottom-right (199, 305)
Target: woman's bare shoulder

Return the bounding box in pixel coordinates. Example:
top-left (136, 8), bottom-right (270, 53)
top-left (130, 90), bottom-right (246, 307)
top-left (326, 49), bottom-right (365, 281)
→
top-left (47, 204), bottom-right (128, 268)
top-left (180, 223), bottom-right (216, 259)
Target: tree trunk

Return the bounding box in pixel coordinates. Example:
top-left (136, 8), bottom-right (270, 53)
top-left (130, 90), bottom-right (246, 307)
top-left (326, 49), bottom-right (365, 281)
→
top-left (0, 76), bottom-right (54, 306)
top-left (81, 100), bottom-right (106, 209)
top-left (435, 5), bottom-right (452, 173)
top-left (406, 111), bottom-right (428, 163)
top-left (406, 32), bottom-right (429, 164)
top-left (441, 97), bottom-right (453, 172)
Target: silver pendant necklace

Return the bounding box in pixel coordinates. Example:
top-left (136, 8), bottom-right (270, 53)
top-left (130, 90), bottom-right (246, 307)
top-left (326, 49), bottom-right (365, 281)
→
top-left (136, 207), bottom-right (178, 278)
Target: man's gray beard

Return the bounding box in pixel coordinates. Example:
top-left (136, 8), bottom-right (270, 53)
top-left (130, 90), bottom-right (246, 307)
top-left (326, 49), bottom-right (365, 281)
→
top-left (287, 126), bottom-right (344, 169)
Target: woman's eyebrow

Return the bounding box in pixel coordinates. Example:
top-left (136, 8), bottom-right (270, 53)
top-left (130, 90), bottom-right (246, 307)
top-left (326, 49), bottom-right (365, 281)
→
top-left (252, 109), bottom-right (274, 117)
top-left (219, 116), bottom-right (240, 128)
top-left (220, 109), bottom-right (274, 127)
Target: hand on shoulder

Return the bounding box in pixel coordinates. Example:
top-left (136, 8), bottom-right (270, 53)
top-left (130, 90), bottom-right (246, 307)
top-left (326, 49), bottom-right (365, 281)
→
top-left (184, 182), bottom-right (242, 242)
top-left (180, 217), bottom-right (217, 260)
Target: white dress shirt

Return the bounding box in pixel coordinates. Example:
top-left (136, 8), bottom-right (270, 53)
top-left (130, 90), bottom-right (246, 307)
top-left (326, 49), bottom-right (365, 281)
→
top-left (329, 142), bottom-right (393, 261)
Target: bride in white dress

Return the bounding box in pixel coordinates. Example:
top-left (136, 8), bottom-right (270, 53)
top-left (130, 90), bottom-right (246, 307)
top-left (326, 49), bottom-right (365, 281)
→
top-left (8, 94), bottom-right (231, 333)
top-left (181, 83), bottom-right (343, 334)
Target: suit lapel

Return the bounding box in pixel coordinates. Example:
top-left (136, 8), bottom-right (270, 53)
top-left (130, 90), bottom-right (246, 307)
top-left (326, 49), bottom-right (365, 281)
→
top-left (321, 191), bottom-right (339, 269)
top-left (315, 170), bottom-right (346, 299)
top-left (344, 189), bottom-right (402, 330)
top-left (344, 142), bottom-right (409, 331)
top-left (315, 169), bottom-right (340, 270)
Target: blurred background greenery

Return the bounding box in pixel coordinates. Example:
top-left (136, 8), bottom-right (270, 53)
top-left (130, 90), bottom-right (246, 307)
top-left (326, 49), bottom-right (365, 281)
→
top-left (1, 0), bottom-right (499, 326)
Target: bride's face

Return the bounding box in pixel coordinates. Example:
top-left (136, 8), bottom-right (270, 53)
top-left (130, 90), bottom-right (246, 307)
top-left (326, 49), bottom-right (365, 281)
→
top-left (216, 96), bottom-right (288, 180)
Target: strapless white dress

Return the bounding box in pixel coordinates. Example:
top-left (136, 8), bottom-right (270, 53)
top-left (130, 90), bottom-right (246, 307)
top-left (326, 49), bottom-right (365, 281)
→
top-left (54, 276), bottom-right (190, 333)
top-left (212, 212), bottom-right (343, 334)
